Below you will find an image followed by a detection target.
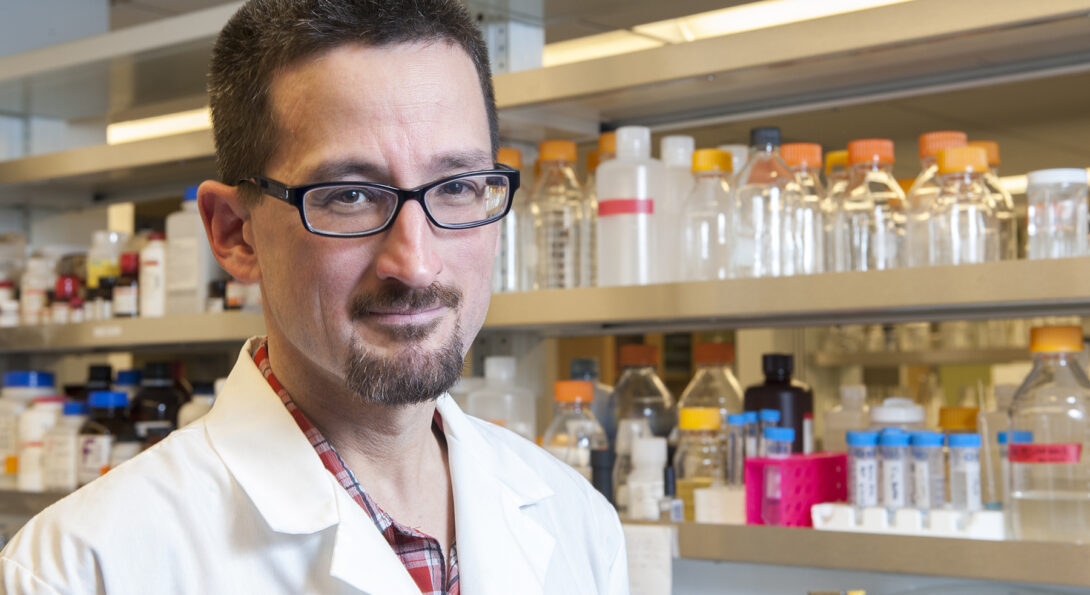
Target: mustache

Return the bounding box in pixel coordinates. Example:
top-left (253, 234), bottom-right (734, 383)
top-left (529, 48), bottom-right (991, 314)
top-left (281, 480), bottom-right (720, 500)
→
top-left (349, 282), bottom-right (462, 318)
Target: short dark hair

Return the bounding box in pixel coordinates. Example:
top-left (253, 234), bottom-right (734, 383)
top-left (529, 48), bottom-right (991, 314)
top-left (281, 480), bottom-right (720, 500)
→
top-left (208, 0), bottom-right (499, 205)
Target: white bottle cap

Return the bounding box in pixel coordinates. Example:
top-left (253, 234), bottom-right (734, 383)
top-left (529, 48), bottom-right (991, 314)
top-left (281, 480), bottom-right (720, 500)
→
top-left (616, 126), bottom-right (651, 160)
top-left (1026, 168), bottom-right (1088, 186)
top-left (840, 385), bottom-right (867, 409)
top-left (717, 144), bottom-right (749, 175)
top-left (632, 436), bottom-right (668, 465)
top-left (870, 397), bottom-right (925, 424)
top-left (660, 135), bottom-right (694, 168)
top-left (484, 356), bottom-right (516, 382)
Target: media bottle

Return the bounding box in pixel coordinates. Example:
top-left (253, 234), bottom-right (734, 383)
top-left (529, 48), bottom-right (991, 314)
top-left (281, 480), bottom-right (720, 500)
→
top-left (528, 140), bottom-right (583, 290)
top-left (673, 407), bottom-right (725, 522)
top-left (928, 147), bottom-right (997, 266)
top-left (780, 143), bottom-right (825, 275)
top-left (840, 139), bottom-right (906, 271)
top-left (731, 127), bottom-right (800, 278)
top-left (493, 147), bottom-right (522, 293)
top-left (680, 149), bottom-right (733, 281)
top-left (596, 126), bottom-right (664, 286)
top-left (658, 135), bottom-right (695, 283)
top-left (611, 344), bottom-right (676, 438)
top-left (543, 380), bottom-right (607, 481)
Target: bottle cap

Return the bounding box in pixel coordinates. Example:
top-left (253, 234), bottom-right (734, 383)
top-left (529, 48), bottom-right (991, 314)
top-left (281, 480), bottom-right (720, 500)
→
top-left (937, 147), bottom-right (987, 175)
top-left (120, 252), bottom-right (140, 275)
top-left (878, 430), bottom-right (910, 447)
top-left (660, 135), bottom-right (695, 168)
top-left (948, 433), bottom-right (981, 448)
top-left (1026, 168), bottom-right (1088, 186)
top-left (569, 358), bottom-right (600, 381)
top-left (88, 365), bottom-right (113, 383)
top-left (54, 275), bottom-right (81, 301)
top-left (749, 126), bottom-right (781, 148)
top-left (716, 144), bottom-right (749, 174)
top-left (727, 413), bottom-right (747, 426)
top-left (759, 409), bottom-right (781, 423)
top-left (692, 342), bottom-right (734, 365)
top-left (586, 150), bottom-right (600, 174)
top-left (918, 131), bottom-right (967, 159)
top-left (115, 369), bottom-right (142, 387)
top-left (63, 401), bottom-right (89, 416)
top-left (554, 380), bottom-right (593, 403)
top-left (839, 385), bottom-right (866, 407)
top-left (824, 150), bottom-right (849, 175)
top-left (616, 126), bottom-right (651, 159)
top-left (538, 140), bottom-right (576, 163)
top-left (632, 436), bottom-right (668, 465)
top-left (999, 431), bottom-right (1034, 445)
top-left (144, 361), bottom-right (173, 380)
top-left (761, 353), bottom-right (794, 376)
top-left (910, 431), bottom-right (944, 447)
top-left (764, 426), bottom-right (795, 443)
top-left (598, 131), bottom-right (617, 155)
top-left (89, 391), bottom-right (129, 409)
top-left (496, 147), bottom-right (523, 170)
top-left (870, 397), bottom-right (925, 425)
top-left (780, 143), bottom-right (822, 169)
top-left (1029, 326), bottom-right (1083, 353)
top-left (484, 356), bottom-right (517, 382)
top-left (848, 139), bottom-right (895, 165)
top-left (2, 371), bottom-right (55, 389)
top-left (679, 407), bottom-right (721, 431)
top-left (846, 430), bottom-right (879, 447)
top-left (691, 149), bottom-right (732, 174)
top-left (939, 406), bottom-right (979, 431)
top-left (619, 344), bottom-right (657, 367)
top-left (184, 185), bottom-right (199, 201)
top-left (967, 140), bottom-right (1000, 167)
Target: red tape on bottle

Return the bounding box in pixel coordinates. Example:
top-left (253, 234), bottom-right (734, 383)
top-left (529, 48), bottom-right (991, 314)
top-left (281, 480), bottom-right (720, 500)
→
top-left (1009, 443), bottom-right (1082, 464)
top-left (598, 199), bottom-right (654, 216)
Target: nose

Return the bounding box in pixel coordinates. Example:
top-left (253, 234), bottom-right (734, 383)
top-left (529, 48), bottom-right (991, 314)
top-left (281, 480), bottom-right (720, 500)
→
top-left (372, 199), bottom-right (443, 288)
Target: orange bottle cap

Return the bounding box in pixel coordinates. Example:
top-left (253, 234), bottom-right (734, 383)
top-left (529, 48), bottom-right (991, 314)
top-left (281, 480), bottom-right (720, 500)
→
top-left (918, 131), bottom-right (967, 159)
top-left (693, 342), bottom-right (734, 365)
top-left (968, 140), bottom-right (1001, 167)
top-left (598, 131), bottom-right (617, 155)
top-left (1030, 326), bottom-right (1084, 353)
top-left (691, 149), bottom-right (732, 173)
top-left (679, 407), bottom-right (721, 431)
top-left (497, 147), bottom-right (522, 170)
top-left (848, 139), bottom-right (895, 165)
top-left (586, 150), bottom-right (600, 173)
top-left (825, 150), bottom-right (849, 175)
top-left (780, 143), bottom-right (822, 169)
top-left (620, 344), bottom-right (658, 367)
top-left (538, 140), bottom-right (576, 163)
top-left (554, 380), bottom-right (594, 403)
top-left (937, 147), bottom-right (988, 175)
top-left (939, 407), bottom-right (979, 431)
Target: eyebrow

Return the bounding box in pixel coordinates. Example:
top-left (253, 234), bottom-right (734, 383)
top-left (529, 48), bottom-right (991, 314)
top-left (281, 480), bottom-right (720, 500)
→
top-left (304, 150), bottom-right (494, 186)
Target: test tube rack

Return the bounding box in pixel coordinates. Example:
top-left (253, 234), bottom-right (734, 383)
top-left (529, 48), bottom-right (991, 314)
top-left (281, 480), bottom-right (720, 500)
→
top-left (744, 452), bottom-right (848, 527)
top-left (811, 503), bottom-right (1006, 540)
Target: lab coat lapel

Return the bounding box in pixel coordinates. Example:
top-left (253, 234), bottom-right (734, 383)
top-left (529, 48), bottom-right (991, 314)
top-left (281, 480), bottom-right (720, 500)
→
top-left (438, 396), bottom-right (556, 595)
top-left (328, 488), bottom-right (422, 594)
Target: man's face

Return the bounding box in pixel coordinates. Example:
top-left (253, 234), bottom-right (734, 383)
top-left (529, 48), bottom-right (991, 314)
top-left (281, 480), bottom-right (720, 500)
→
top-left (251, 42), bottom-right (497, 405)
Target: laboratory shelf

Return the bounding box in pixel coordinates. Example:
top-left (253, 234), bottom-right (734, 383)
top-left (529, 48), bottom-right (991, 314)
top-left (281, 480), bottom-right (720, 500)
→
top-left (811, 348), bottom-right (1031, 368)
top-left (674, 522), bottom-right (1090, 588)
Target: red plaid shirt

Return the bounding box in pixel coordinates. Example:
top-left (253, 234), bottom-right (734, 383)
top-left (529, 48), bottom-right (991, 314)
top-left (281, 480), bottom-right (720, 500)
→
top-left (253, 341), bottom-right (459, 594)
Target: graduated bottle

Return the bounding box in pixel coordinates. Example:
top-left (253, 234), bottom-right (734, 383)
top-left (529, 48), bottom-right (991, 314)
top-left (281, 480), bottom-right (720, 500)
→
top-left (840, 139), bottom-right (906, 271)
top-left (681, 149), bottom-right (733, 281)
top-left (822, 149), bottom-right (850, 273)
top-left (969, 140), bottom-right (1017, 260)
top-left (597, 126), bottom-right (664, 286)
top-left (731, 127), bottom-right (800, 278)
top-left (1009, 326), bottom-right (1090, 542)
top-left (659, 136), bottom-right (695, 283)
top-left (677, 343), bottom-right (743, 432)
top-left (612, 344), bottom-right (676, 438)
top-left (906, 131), bottom-right (967, 267)
top-left (527, 140), bottom-right (583, 290)
top-left (493, 147), bottom-right (522, 293)
top-left (928, 147), bottom-right (997, 266)
top-left (674, 407), bottom-right (726, 521)
top-left (781, 143), bottom-right (825, 275)
top-left (580, 150), bottom-right (600, 287)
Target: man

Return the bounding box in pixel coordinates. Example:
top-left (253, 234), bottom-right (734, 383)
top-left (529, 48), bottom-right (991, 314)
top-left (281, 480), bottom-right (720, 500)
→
top-left (0, 1), bottom-right (627, 593)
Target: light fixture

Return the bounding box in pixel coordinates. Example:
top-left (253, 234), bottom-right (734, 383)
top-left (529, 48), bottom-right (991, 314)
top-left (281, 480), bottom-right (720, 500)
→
top-left (106, 107), bottom-right (211, 145)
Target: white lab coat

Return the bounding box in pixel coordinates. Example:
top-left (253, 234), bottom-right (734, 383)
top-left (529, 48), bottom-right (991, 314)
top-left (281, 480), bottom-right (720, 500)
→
top-left (0, 337), bottom-right (628, 594)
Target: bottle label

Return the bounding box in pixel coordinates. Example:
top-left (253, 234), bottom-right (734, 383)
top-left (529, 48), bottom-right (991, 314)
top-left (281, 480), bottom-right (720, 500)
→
top-left (43, 433), bottom-right (79, 491)
top-left (597, 199), bottom-right (654, 217)
top-left (852, 458), bottom-right (878, 507)
top-left (882, 459), bottom-right (906, 508)
top-left (114, 286), bottom-right (138, 316)
top-left (167, 237), bottom-right (200, 291)
top-left (1009, 443), bottom-right (1082, 464)
top-left (911, 459), bottom-right (929, 507)
top-left (78, 435), bottom-right (114, 485)
top-left (87, 259), bottom-right (119, 290)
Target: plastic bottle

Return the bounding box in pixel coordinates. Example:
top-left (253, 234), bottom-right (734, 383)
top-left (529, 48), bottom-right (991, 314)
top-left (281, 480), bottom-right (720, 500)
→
top-left (673, 407), bottom-right (725, 521)
top-left (681, 149), bottom-right (733, 281)
top-left (743, 354), bottom-right (813, 453)
top-left (762, 426), bottom-right (795, 526)
top-left (878, 429), bottom-right (911, 509)
top-left (178, 382), bottom-right (216, 428)
top-left (840, 139), bottom-right (906, 271)
top-left (612, 417), bottom-right (652, 518)
top-left (822, 149), bottom-right (850, 273)
top-left (42, 401), bottom-right (89, 492)
top-left (78, 391), bottom-right (136, 485)
top-left (465, 356), bottom-right (535, 441)
top-left (949, 432), bottom-right (982, 511)
top-left (596, 126), bottom-right (665, 286)
top-left (580, 150), bottom-right (599, 288)
top-left (979, 384), bottom-right (1016, 510)
top-left (869, 397), bottom-right (926, 432)
top-left (612, 344), bottom-right (676, 438)
top-left (905, 131), bottom-right (968, 267)
top-left (1026, 169), bottom-right (1089, 260)
top-left (528, 140), bottom-right (583, 290)
top-left (626, 436), bottom-right (668, 521)
top-left (847, 430), bottom-right (879, 507)
top-left (658, 135), bottom-right (695, 283)
top-left (928, 147), bottom-right (997, 266)
top-left (0, 371), bottom-right (55, 481)
top-left (130, 361), bottom-right (186, 440)
top-left (570, 357), bottom-right (615, 447)
top-left (781, 143), bottom-right (825, 275)
top-left (731, 127), bottom-right (800, 279)
top-left (909, 431), bottom-right (945, 510)
top-left (1009, 326), bottom-right (1090, 542)
top-left (968, 140), bottom-right (1018, 260)
top-left (19, 256), bottom-right (52, 326)
top-left (677, 342), bottom-right (743, 432)
top-left (86, 230), bottom-right (128, 291)
top-left (138, 231), bottom-right (167, 317)
top-left (166, 186), bottom-right (225, 315)
top-left (493, 146), bottom-right (523, 294)
top-left (757, 409), bottom-right (781, 457)
top-left (823, 385), bottom-right (869, 452)
top-left (543, 380), bottom-right (607, 481)
top-left (17, 396), bottom-right (65, 492)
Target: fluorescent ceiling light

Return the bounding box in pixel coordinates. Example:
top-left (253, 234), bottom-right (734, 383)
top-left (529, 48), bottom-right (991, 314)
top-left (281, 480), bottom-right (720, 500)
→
top-left (107, 107), bottom-right (211, 145)
top-left (544, 0), bottom-right (914, 67)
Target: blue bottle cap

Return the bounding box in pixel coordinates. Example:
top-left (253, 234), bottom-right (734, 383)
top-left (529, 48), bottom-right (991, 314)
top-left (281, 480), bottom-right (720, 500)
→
top-left (2, 371), bottom-right (56, 389)
top-left (63, 401), bottom-right (89, 416)
top-left (879, 431), bottom-right (911, 447)
top-left (115, 370), bottom-right (142, 386)
top-left (744, 411), bottom-right (758, 424)
top-left (910, 431), bottom-right (944, 447)
top-left (88, 391), bottom-right (129, 409)
top-left (1008, 431), bottom-right (1034, 444)
top-left (764, 426), bottom-right (795, 442)
top-left (184, 185), bottom-right (199, 201)
top-left (727, 414), bottom-right (747, 426)
top-left (846, 430), bottom-right (880, 447)
top-left (948, 433), bottom-right (982, 448)
top-left (759, 409), bottom-right (781, 423)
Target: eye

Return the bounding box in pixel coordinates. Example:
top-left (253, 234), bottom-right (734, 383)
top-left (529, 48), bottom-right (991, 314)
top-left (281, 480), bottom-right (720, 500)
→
top-left (329, 187), bottom-right (383, 205)
top-left (436, 180), bottom-right (479, 198)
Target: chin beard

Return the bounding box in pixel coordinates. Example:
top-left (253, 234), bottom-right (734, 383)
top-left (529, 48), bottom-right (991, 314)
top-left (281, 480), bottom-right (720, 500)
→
top-left (343, 323), bottom-right (465, 406)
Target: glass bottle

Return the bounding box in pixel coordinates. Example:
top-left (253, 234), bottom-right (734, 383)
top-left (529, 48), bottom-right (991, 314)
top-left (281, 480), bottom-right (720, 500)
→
top-left (612, 344), bottom-right (676, 438)
top-left (780, 143), bottom-right (825, 275)
top-left (731, 127), bottom-right (801, 279)
top-left (528, 140), bottom-right (583, 290)
top-left (677, 342), bottom-right (743, 431)
top-left (680, 149), bottom-right (733, 281)
top-left (822, 149), bottom-right (850, 273)
top-left (928, 146), bottom-right (997, 266)
top-left (570, 357), bottom-right (614, 446)
top-left (968, 140), bottom-right (1018, 260)
top-left (906, 131), bottom-right (967, 268)
top-left (543, 380), bottom-right (608, 481)
top-left (130, 362), bottom-right (186, 442)
top-left (673, 407), bottom-right (725, 522)
top-left (493, 146), bottom-right (523, 293)
top-left (580, 150), bottom-right (600, 288)
top-left (840, 139), bottom-right (906, 271)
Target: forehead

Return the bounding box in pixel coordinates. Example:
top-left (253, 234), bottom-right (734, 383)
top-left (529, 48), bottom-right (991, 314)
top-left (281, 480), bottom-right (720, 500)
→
top-left (265, 41), bottom-right (491, 184)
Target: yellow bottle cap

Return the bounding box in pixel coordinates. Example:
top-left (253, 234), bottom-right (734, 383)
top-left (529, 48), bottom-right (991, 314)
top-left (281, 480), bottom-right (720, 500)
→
top-left (1030, 326), bottom-right (1084, 353)
top-left (554, 380), bottom-right (594, 403)
top-left (825, 150), bottom-right (849, 175)
top-left (497, 147), bottom-right (522, 170)
top-left (968, 140), bottom-right (1001, 167)
top-left (691, 149), bottom-right (732, 173)
top-left (679, 407), bottom-right (721, 431)
top-left (539, 140), bottom-right (577, 163)
top-left (937, 146), bottom-right (988, 175)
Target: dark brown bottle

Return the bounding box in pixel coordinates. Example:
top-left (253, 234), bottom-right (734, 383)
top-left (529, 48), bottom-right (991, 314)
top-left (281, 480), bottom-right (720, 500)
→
top-left (743, 354), bottom-right (813, 453)
top-left (130, 362), bottom-right (186, 440)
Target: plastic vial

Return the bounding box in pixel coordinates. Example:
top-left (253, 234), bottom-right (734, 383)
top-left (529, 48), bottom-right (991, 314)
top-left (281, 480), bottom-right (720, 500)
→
top-left (781, 143), bottom-right (825, 275)
top-left (627, 436), bottom-right (668, 521)
top-left (1026, 169), bottom-right (1089, 260)
top-left (680, 149), bottom-right (733, 281)
top-left (612, 417), bottom-right (652, 518)
top-left (744, 410), bottom-right (759, 460)
top-left (928, 146), bottom-right (997, 266)
top-left (493, 147), bottom-right (523, 293)
top-left (840, 139), bottom-right (906, 271)
top-left (726, 414), bottom-right (747, 486)
top-left (731, 126), bottom-right (801, 279)
top-left (543, 380), bottom-right (607, 481)
top-left (905, 131), bottom-right (967, 267)
top-left (822, 150), bottom-right (850, 273)
top-left (879, 429), bottom-right (912, 509)
top-left (949, 433), bottom-right (982, 511)
top-left (909, 431), bottom-right (946, 510)
top-left (847, 430), bottom-right (879, 507)
top-left (673, 407), bottom-right (725, 522)
top-left (465, 356), bottom-right (536, 441)
top-left (659, 135), bottom-right (695, 283)
top-left (612, 344), bottom-right (676, 438)
top-left (528, 140), bottom-right (583, 290)
top-left (968, 140), bottom-right (1018, 260)
top-left (757, 409), bottom-right (781, 457)
top-left (761, 426), bottom-right (796, 526)
top-left (596, 126), bottom-right (665, 286)
top-left (823, 384), bottom-right (869, 452)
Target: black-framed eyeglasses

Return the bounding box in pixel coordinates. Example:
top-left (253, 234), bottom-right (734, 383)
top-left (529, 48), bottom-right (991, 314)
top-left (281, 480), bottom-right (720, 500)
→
top-left (242, 164), bottom-right (519, 238)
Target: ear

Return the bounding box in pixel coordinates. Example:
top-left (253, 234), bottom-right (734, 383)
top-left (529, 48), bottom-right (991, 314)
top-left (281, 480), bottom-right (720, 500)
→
top-left (198, 180), bottom-right (260, 283)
